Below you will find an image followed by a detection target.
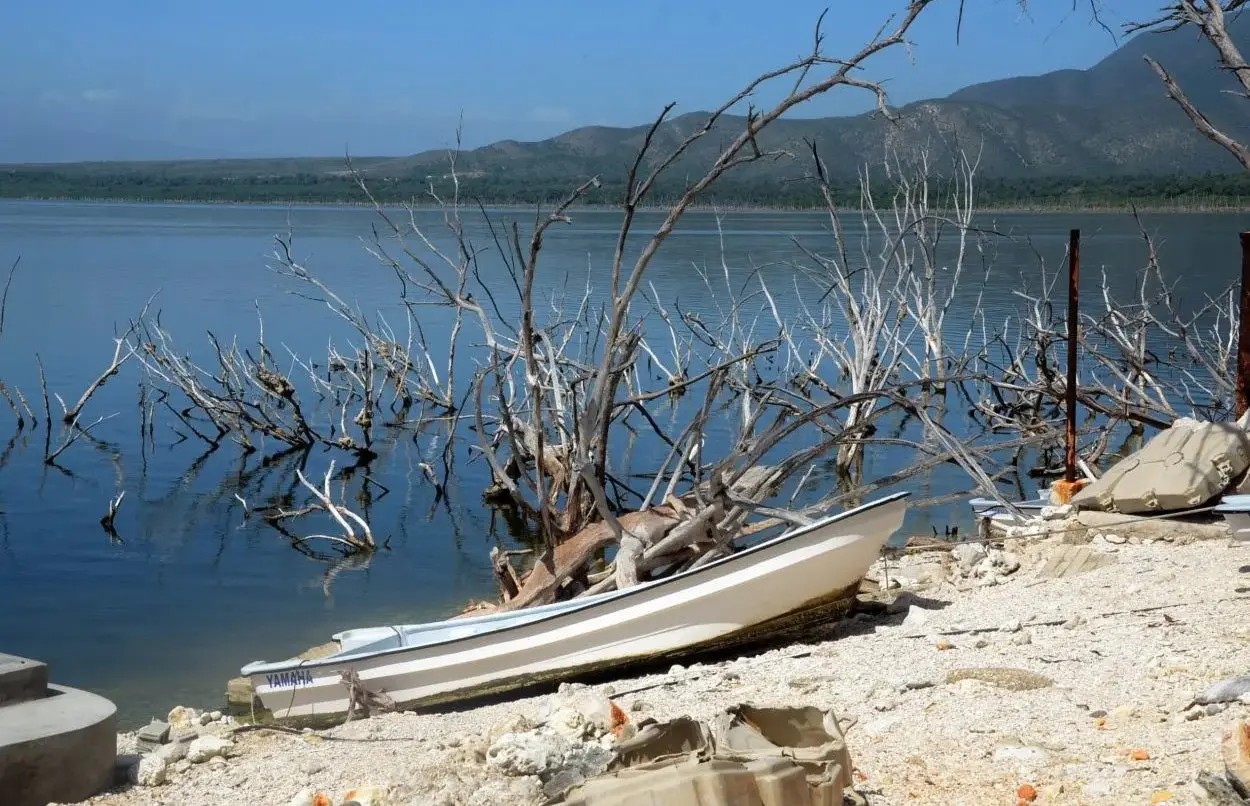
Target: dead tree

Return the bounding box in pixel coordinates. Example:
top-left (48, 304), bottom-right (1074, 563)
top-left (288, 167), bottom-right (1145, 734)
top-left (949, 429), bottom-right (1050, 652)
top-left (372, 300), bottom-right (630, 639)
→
top-left (1131, 2), bottom-right (1250, 173)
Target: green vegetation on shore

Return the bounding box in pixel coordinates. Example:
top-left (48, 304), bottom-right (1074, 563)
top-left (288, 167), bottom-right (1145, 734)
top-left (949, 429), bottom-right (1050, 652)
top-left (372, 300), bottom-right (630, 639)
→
top-left (5, 165), bottom-right (1250, 211)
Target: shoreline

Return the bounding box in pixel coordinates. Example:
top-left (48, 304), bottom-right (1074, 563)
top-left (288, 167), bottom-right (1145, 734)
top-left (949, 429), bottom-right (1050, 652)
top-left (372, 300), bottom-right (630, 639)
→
top-left (4, 195), bottom-right (1250, 216)
top-left (82, 516), bottom-right (1250, 805)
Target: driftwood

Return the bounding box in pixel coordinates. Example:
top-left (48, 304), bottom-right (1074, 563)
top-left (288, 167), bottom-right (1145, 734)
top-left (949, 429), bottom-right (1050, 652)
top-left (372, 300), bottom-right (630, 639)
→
top-left (503, 505), bottom-right (681, 610)
top-left (340, 668), bottom-right (396, 722)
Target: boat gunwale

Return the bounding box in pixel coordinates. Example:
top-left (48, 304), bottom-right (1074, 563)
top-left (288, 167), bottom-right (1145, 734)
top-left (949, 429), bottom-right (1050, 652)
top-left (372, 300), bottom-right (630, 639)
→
top-left (241, 490), bottom-right (909, 677)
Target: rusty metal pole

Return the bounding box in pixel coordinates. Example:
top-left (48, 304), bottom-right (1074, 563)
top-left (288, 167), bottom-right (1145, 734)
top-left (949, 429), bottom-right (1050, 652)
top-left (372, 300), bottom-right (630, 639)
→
top-left (1065, 229), bottom-right (1080, 485)
top-left (1237, 232), bottom-right (1250, 419)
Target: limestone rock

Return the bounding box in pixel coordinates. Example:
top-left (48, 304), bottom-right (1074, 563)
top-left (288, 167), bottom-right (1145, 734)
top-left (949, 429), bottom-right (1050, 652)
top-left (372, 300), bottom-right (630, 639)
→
top-left (951, 543), bottom-right (986, 573)
top-left (153, 739), bottom-right (188, 764)
top-left (1040, 504), bottom-right (1073, 520)
top-left (128, 755), bottom-right (167, 787)
top-left (186, 735), bottom-right (233, 763)
top-left (167, 705), bottom-right (198, 729)
top-left (487, 731), bottom-right (573, 777)
top-left (902, 605), bottom-right (934, 631)
top-left (341, 785), bottom-right (392, 805)
top-left (986, 550), bottom-right (1021, 576)
top-left (488, 714), bottom-right (534, 745)
top-left (539, 690), bottom-right (623, 741)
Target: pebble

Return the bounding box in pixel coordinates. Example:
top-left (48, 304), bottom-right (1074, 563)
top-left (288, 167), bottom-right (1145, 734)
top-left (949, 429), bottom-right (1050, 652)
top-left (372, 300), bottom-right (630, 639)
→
top-left (999, 618), bottom-right (1023, 633)
top-left (991, 745), bottom-right (1048, 765)
top-left (1084, 778), bottom-right (1114, 797)
top-left (1110, 704), bottom-right (1137, 721)
top-left (99, 539), bottom-right (1249, 805)
top-left (1062, 615), bottom-right (1085, 630)
top-left (1011, 631), bottom-right (1033, 646)
top-left (1104, 533), bottom-right (1127, 544)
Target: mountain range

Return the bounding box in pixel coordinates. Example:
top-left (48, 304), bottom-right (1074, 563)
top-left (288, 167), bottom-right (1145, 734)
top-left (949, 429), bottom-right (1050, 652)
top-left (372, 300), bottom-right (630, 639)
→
top-left (4, 18), bottom-right (1250, 199)
top-left (375, 16), bottom-right (1250, 186)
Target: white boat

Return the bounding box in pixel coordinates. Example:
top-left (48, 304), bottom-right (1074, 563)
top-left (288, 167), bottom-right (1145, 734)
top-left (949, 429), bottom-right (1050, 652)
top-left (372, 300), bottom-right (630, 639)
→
top-left (1213, 494), bottom-right (1250, 541)
top-left (239, 492), bottom-right (909, 724)
top-left (968, 496), bottom-right (1048, 516)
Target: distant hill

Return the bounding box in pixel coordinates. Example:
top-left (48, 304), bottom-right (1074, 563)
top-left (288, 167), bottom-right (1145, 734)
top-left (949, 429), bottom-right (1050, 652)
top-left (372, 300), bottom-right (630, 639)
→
top-left (4, 19), bottom-right (1250, 206)
top-left (378, 16), bottom-right (1250, 184)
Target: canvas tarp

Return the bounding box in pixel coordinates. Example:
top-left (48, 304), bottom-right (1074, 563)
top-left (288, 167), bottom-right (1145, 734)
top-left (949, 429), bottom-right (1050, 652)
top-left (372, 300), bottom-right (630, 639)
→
top-left (1070, 420), bottom-right (1250, 514)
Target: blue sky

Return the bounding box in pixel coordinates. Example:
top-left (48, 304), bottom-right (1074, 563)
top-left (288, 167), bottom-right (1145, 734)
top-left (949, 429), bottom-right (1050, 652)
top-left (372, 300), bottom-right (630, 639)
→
top-left (0, 0), bottom-right (1141, 162)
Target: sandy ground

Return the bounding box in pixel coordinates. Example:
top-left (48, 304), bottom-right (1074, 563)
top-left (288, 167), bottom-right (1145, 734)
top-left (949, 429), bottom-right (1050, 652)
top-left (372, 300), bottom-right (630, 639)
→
top-left (76, 529), bottom-right (1250, 806)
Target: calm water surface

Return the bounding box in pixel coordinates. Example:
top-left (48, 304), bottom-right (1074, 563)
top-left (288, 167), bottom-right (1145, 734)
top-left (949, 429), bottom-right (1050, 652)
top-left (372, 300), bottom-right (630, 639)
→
top-left (0, 200), bottom-right (1244, 725)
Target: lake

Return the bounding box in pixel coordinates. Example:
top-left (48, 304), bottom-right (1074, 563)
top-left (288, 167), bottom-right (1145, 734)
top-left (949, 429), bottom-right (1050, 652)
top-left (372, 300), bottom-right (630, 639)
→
top-left (0, 199), bottom-right (1245, 727)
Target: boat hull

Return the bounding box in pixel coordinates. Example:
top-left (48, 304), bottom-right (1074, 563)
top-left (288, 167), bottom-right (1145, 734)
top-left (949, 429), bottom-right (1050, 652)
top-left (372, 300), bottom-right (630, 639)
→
top-left (243, 493), bottom-right (907, 724)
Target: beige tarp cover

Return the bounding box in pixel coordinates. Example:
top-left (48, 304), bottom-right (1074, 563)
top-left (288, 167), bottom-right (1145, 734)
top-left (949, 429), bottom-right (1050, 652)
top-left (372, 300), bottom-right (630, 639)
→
top-left (561, 705), bottom-right (849, 806)
top-left (1070, 420), bottom-right (1250, 513)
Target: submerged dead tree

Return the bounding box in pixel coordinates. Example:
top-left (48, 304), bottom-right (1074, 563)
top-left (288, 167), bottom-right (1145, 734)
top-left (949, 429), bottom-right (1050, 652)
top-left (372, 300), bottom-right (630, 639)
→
top-left (98, 1), bottom-right (1244, 610)
top-left (1132, 1), bottom-right (1250, 173)
top-left (339, 4), bottom-right (1002, 607)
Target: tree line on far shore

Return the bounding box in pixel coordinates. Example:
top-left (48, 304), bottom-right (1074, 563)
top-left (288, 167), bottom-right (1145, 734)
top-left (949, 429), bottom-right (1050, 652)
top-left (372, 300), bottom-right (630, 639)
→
top-left (5, 166), bottom-right (1250, 210)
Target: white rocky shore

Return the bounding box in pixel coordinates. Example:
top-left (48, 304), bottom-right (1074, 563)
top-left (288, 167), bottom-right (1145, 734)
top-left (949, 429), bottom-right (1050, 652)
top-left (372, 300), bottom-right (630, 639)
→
top-left (73, 515), bottom-right (1250, 805)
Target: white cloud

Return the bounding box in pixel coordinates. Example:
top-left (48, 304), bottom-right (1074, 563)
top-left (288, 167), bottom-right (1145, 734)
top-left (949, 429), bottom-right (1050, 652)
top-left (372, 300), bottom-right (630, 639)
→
top-left (81, 89), bottom-right (121, 103)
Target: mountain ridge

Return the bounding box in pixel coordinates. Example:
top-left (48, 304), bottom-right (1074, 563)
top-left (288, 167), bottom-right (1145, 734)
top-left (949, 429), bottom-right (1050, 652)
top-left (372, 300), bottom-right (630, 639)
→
top-left (4, 19), bottom-right (1250, 204)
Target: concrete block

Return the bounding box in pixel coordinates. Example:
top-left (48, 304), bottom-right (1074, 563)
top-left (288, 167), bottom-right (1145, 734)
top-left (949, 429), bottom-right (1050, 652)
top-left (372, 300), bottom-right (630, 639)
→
top-left (0, 654), bottom-right (48, 706)
top-left (136, 718), bottom-right (171, 752)
top-left (0, 683), bottom-right (117, 806)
